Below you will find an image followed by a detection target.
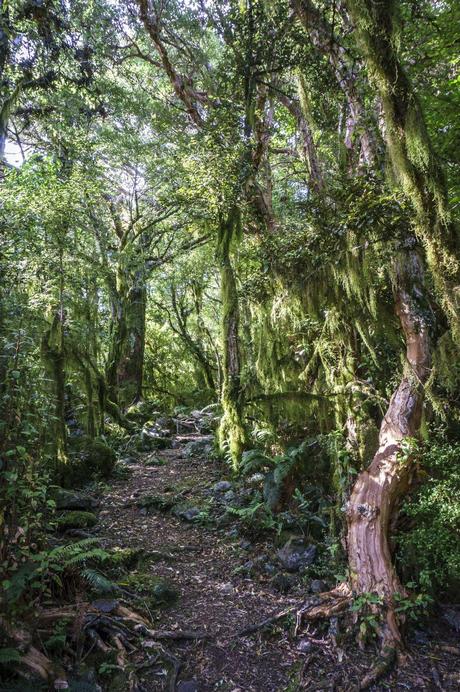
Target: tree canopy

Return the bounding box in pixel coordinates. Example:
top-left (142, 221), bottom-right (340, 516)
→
top-left (1, 1), bottom-right (460, 689)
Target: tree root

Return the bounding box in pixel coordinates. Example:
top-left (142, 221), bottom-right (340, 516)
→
top-left (2, 600), bottom-right (195, 687)
top-left (359, 646), bottom-right (396, 690)
top-left (238, 583), bottom-right (402, 690)
top-left (295, 584), bottom-right (352, 635)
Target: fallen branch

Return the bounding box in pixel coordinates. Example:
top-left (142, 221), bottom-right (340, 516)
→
top-left (237, 604), bottom-right (299, 636)
top-left (135, 624), bottom-right (209, 641)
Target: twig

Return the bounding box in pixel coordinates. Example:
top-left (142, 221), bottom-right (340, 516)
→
top-left (237, 604), bottom-right (299, 636)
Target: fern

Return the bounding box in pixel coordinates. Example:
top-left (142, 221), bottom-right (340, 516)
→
top-left (48, 538), bottom-right (101, 561)
top-left (0, 648), bottom-right (22, 664)
top-left (241, 449), bottom-right (273, 475)
top-left (64, 548), bottom-right (109, 567)
top-left (81, 569), bottom-right (119, 594)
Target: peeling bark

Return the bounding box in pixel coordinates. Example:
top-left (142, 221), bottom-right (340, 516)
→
top-left (346, 245), bottom-right (431, 646)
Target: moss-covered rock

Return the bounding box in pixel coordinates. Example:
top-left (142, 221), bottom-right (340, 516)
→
top-left (137, 426), bottom-right (172, 452)
top-left (57, 510), bottom-right (98, 530)
top-left (66, 436), bottom-right (116, 486)
top-left (144, 455), bottom-right (167, 467)
top-left (120, 572), bottom-right (179, 609)
top-left (137, 494), bottom-right (177, 513)
top-left (107, 547), bottom-right (143, 569)
top-left (50, 486), bottom-right (98, 511)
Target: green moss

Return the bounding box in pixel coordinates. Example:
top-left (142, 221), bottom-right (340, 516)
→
top-left (346, 0), bottom-right (460, 339)
top-left (216, 209), bottom-right (247, 469)
top-left (119, 572), bottom-right (179, 608)
top-left (144, 456), bottom-right (167, 467)
top-left (66, 436), bottom-right (116, 486)
top-left (56, 511), bottom-right (98, 530)
top-left (107, 547), bottom-right (143, 568)
top-left (137, 494), bottom-right (177, 513)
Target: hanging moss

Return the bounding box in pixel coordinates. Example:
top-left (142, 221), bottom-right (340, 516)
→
top-left (216, 208), bottom-right (247, 469)
top-left (346, 0), bottom-right (460, 337)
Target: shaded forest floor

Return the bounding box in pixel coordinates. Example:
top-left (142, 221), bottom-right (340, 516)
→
top-left (93, 433), bottom-right (460, 691)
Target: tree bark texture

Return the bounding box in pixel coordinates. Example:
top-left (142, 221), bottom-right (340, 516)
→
top-left (346, 245), bottom-right (431, 647)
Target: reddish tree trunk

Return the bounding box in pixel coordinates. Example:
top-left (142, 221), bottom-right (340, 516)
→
top-left (346, 247), bottom-right (431, 646)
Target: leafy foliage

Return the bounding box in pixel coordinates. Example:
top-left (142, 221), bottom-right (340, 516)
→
top-left (397, 437), bottom-right (460, 597)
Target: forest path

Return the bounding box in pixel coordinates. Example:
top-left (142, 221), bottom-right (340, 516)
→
top-left (98, 434), bottom-right (298, 691)
top-left (97, 434), bottom-right (460, 692)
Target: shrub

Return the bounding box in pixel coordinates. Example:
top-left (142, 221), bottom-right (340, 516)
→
top-left (396, 439), bottom-right (460, 598)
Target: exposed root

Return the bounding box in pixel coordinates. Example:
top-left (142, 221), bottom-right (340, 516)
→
top-left (0, 618), bottom-right (62, 683)
top-left (238, 584), bottom-right (352, 638)
top-left (2, 600), bottom-right (191, 687)
top-left (359, 646), bottom-right (396, 690)
top-left (295, 584), bottom-right (352, 635)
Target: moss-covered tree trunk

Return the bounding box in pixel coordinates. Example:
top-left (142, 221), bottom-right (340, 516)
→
top-left (292, 0), bottom-right (376, 167)
top-left (41, 314), bottom-right (68, 467)
top-left (106, 274), bottom-right (146, 410)
top-left (217, 210), bottom-right (246, 469)
top-left (345, 0), bottom-right (460, 331)
top-left (346, 245), bottom-right (431, 648)
top-left (117, 282), bottom-right (146, 409)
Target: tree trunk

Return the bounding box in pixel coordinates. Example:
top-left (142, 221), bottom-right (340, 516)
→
top-left (116, 283), bottom-right (146, 409)
top-left (346, 244), bottom-right (431, 647)
top-left (106, 282), bottom-right (146, 410)
top-left (41, 314), bottom-right (68, 468)
top-left (292, 0), bottom-right (376, 167)
top-left (345, 0), bottom-right (460, 333)
top-left (217, 210), bottom-right (246, 470)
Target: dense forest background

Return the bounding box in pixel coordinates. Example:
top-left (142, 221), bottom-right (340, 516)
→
top-left (1, 0), bottom-right (460, 690)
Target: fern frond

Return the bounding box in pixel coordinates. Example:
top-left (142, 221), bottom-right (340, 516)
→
top-left (81, 569), bottom-right (119, 594)
top-left (0, 648), bottom-right (22, 664)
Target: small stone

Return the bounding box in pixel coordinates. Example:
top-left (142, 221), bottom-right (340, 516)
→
top-left (226, 528), bottom-right (239, 538)
top-left (51, 487), bottom-right (98, 511)
top-left (177, 507), bottom-right (200, 522)
top-left (120, 456), bottom-right (138, 466)
top-left (213, 480), bottom-right (232, 492)
top-left (223, 490), bottom-right (236, 503)
top-left (220, 582), bottom-right (234, 595)
top-left (143, 639), bottom-right (158, 649)
top-left (442, 607), bottom-right (460, 632)
top-left (216, 512), bottom-right (232, 527)
top-left (270, 572), bottom-right (296, 594)
top-left (310, 579), bottom-right (327, 593)
top-left (248, 473), bottom-right (264, 484)
top-left (184, 436), bottom-right (214, 458)
top-left (277, 538), bottom-right (316, 572)
top-left (297, 638), bottom-right (313, 653)
top-left (92, 599), bottom-right (119, 613)
top-left (413, 629), bottom-right (429, 645)
top-left (240, 539), bottom-right (251, 550)
top-left (263, 562), bottom-right (276, 575)
top-left (177, 682), bottom-right (199, 692)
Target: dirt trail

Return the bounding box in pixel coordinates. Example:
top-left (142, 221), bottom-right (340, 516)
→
top-left (98, 435), bottom-right (460, 691)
